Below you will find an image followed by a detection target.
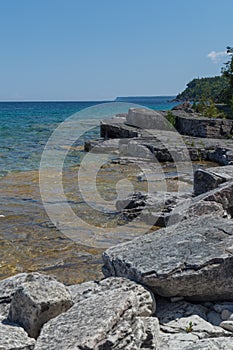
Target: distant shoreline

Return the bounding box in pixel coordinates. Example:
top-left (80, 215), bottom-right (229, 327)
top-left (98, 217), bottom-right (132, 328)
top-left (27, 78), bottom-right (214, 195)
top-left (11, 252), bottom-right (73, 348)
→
top-left (0, 96), bottom-right (176, 103)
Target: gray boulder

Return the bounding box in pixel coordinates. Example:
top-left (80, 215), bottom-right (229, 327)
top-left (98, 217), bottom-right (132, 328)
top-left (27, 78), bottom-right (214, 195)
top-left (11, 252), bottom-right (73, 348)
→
top-left (8, 274), bottom-right (73, 338)
top-left (35, 278), bottom-right (158, 350)
top-left (126, 108), bottom-right (170, 130)
top-left (196, 180), bottom-right (233, 216)
top-left (0, 316), bottom-right (35, 350)
top-left (194, 165), bottom-right (233, 195)
top-left (0, 273), bottom-right (59, 321)
top-left (103, 215), bottom-right (233, 301)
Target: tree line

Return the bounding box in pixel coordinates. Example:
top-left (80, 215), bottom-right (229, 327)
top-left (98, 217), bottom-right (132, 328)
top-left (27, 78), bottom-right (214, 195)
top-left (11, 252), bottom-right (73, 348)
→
top-left (176, 47), bottom-right (233, 107)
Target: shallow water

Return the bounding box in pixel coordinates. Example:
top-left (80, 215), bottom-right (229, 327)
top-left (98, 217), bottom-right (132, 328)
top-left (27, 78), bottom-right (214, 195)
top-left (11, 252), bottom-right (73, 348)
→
top-left (0, 157), bottom-right (217, 284)
top-left (0, 99), bottom-right (219, 284)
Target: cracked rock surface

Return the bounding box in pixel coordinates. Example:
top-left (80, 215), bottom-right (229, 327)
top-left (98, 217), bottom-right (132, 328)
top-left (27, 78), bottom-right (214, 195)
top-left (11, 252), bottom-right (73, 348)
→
top-left (0, 315), bottom-right (35, 350)
top-left (103, 215), bottom-right (233, 301)
top-left (35, 277), bottom-right (158, 350)
top-left (8, 274), bottom-right (73, 338)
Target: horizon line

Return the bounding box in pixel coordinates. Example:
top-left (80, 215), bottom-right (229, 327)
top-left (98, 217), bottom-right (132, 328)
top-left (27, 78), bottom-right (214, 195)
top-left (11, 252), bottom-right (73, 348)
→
top-left (0, 95), bottom-right (177, 103)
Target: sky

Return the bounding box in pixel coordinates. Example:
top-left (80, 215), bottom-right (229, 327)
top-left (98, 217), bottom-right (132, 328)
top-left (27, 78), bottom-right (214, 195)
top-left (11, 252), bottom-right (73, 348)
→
top-left (0, 0), bottom-right (233, 101)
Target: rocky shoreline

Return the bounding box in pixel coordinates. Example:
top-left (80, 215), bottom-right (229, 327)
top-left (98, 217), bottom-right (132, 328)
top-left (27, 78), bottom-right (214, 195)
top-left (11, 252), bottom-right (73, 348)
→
top-left (2, 107), bottom-right (233, 349)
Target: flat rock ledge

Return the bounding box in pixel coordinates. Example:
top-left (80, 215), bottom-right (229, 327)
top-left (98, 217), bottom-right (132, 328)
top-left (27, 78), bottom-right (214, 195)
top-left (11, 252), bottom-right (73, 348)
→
top-left (103, 215), bottom-right (233, 301)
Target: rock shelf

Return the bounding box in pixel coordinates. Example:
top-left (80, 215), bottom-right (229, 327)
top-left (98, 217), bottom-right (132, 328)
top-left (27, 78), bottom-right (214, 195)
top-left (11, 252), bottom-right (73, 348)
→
top-left (2, 107), bottom-right (233, 349)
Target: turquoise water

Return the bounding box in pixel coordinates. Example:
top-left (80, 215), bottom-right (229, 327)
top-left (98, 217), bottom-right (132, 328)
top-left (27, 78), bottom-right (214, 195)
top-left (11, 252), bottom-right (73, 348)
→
top-left (0, 97), bottom-right (177, 176)
top-left (0, 97), bottom-right (181, 283)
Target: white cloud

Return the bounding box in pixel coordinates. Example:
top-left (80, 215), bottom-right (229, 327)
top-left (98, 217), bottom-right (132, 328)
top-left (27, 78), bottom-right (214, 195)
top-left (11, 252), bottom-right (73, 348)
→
top-left (207, 50), bottom-right (228, 64)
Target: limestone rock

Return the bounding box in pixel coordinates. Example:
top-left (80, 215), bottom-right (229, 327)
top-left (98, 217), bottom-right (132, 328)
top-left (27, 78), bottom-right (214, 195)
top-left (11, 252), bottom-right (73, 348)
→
top-left (97, 113), bottom-right (233, 165)
top-left (116, 191), bottom-right (193, 227)
top-left (68, 277), bottom-right (156, 316)
top-left (0, 302), bottom-right (10, 318)
top-left (194, 165), bottom-right (233, 195)
top-left (35, 285), bottom-right (159, 350)
top-left (100, 117), bottom-right (140, 139)
top-left (126, 108), bottom-right (170, 130)
top-left (0, 273), bottom-right (60, 322)
top-left (8, 274), bottom-right (73, 338)
top-left (156, 298), bottom-right (208, 324)
top-left (220, 320), bottom-right (233, 332)
top-left (197, 181), bottom-right (233, 216)
top-left (175, 112), bottom-right (233, 138)
top-left (0, 272), bottom-right (54, 303)
top-left (116, 190), bottom-right (226, 227)
top-left (183, 337), bottom-right (233, 350)
top-left (159, 315), bottom-right (232, 350)
top-left (103, 215), bottom-right (233, 301)
top-left (0, 273), bottom-right (28, 303)
top-left (0, 316), bottom-right (35, 350)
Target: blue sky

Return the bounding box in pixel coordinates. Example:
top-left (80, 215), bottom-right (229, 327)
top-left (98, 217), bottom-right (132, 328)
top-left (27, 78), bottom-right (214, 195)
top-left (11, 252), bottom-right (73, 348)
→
top-left (0, 0), bottom-right (233, 101)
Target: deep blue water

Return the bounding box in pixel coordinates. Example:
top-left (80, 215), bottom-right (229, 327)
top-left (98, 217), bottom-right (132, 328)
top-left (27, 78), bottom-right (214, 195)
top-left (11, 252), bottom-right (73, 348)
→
top-left (0, 97), bottom-right (177, 176)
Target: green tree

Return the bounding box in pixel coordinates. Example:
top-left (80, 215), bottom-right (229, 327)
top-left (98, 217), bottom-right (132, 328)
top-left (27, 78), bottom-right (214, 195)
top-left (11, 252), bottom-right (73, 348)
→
top-left (176, 76), bottom-right (229, 102)
top-left (221, 46), bottom-right (233, 104)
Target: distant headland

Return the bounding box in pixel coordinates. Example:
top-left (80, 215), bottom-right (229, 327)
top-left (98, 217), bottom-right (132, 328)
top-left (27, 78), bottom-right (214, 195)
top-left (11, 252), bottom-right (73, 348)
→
top-left (114, 96), bottom-right (175, 103)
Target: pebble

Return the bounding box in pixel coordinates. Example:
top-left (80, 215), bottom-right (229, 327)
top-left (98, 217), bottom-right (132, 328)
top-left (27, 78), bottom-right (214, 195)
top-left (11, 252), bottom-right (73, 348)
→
top-left (207, 310), bottom-right (222, 326)
top-left (221, 309), bottom-right (232, 321)
top-left (213, 303), bottom-right (233, 314)
top-left (220, 320), bottom-right (233, 332)
top-left (170, 296), bottom-right (184, 303)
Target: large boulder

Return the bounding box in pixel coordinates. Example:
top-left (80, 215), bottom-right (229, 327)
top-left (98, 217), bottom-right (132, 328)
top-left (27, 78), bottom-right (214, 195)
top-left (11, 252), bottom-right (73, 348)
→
top-left (7, 273), bottom-right (73, 338)
top-left (35, 277), bottom-right (158, 350)
top-left (126, 108), bottom-right (171, 130)
top-left (103, 215), bottom-right (233, 301)
top-left (0, 272), bottom-right (58, 320)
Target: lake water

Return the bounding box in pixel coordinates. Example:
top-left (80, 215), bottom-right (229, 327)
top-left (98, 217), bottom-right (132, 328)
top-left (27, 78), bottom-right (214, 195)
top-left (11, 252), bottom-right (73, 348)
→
top-left (0, 97), bottom-right (212, 284)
